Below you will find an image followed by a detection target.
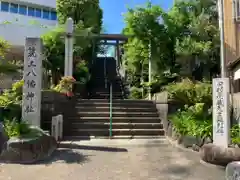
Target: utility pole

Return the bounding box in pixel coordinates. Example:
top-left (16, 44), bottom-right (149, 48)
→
top-left (218, 0), bottom-right (226, 77)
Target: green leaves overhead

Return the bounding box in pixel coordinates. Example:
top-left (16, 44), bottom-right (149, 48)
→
top-left (123, 0), bottom-right (220, 96)
top-left (56, 0), bottom-right (102, 33)
top-left (42, 0), bottom-right (103, 84)
top-left (169, 0), bottom-right (219, 58)
top-left (0, 38), bottom-right (10, 59)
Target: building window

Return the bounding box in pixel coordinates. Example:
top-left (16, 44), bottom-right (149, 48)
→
top-left (1, 2), bottom-right (9, 12)
top-left (50, 11), bottom-right (57, 20)
top-left (43, 10), bottom-right (50, 19)
top-left (19, 5), bottom-right (27, 15)
top-left (35, 8), bottom-right (42, 18)
top-left (10, 3), bottom-right (18, 13)
top-left (28, 7), bottom-right (35, 17)
top-left (234, 0), bottom-right (240, 22)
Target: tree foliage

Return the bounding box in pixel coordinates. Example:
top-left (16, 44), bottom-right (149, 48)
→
top-left (42, 0), bottom-right (103, 84)
top-left (123, 0), bottom-right (220, 98)
top-left (123, 2), bottom-right (179, 96)
top-left (168, 0), bottom-right (219, 65)
top-left (0, 38), bottom-right (19, 74)
top-left (56, 0), bottom-right (102, 33)
top-left (0, 38), bottom-right (10, 59)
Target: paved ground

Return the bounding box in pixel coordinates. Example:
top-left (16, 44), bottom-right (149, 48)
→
top-left (0, 139), bottom-right (225, 180)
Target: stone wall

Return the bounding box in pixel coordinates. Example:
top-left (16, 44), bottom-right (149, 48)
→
top-left (232, 93), bottom-right (240, 125)
top-left (154, 92), bottom-right (240, 137)
top-left (153, 91), bottom-right (184, 137)
top-left (41, 91), bottom-right (75, 136)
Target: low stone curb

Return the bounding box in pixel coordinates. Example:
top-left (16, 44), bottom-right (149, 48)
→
top-left (199, 159), bottom-right (226, 169)
top-left (166, 136), bottom-right (198, 154)
top-left (166, 137), bottom-right (226, 170)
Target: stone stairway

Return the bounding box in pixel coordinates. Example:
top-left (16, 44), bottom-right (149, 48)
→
top-left (65, 99), bottom-right (164, 138)
top-left (64, 57), bottom-right (165, 139)
top-left (88, 57), bottom-right (125, 99)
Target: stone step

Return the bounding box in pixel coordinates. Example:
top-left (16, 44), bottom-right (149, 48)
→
top-left (89, 82), bottom-right (121, 86)
top-left (89, 84), bottom-right (122, 89)
top-left (89, 95), bottom-right (124, 99)
top-left (76, 99), bottom-right (155, 106)
top-left (74, 111), bottom-right (159, 117)
top-left (63, 135), bottom-right (165, 140)
top-left (74, 106), bottom-right (158, 112)
top-left (75, 103), bottom-right (156, 108)
top-left (89, 97), bottom-right (124, 100)
top-left (89, 94), bottom-right (123, 99)
top-left (90, 90), bottom-right (123, 94)
top-left (66, 128), bottom-right (165, 137)
top-left (89, 90), bottom-right (123, 93)
top-left (67, 117), bottom-right (161, 123)
top-left (69, 122), bottom-right (163, 129)
top-left (63, 135), bottom-right (166, 141)
top-left (76, 99), bottom-right (154, 103)
top-left (89, 84), bottom-right (122, 88)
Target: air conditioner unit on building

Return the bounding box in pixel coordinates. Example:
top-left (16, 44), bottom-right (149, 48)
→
top-left (51, 114), bottom-right (63, 141)
top-left (233, 0), bottom-right (240, 22)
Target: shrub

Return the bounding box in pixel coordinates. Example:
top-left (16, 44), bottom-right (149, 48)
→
top-left (3, 119), bottom-right (31, 138)
top-left (0, 80), bottom-right (23, 119)
top-left (74, 60), bottom-right (90, 84)
top-left (52, 76), bottom-right (76, 96)
top-left (164, 78), bottom-right (212, 107)
top-left (230, 124), bottom-right (240, 145)
top-left (129, 86), bottom-right (143, 99)
top-left (169, 103), bottom-right (212, 138)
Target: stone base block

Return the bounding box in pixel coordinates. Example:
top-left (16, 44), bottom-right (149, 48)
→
top-left (0, 122), bottom-right (9, 154)
top-left (200, 143), bottom-right (240, 166)
top-left (226, 161), bottom-right (240, 180)
top-left (0, 127), bottom-right (57, 164)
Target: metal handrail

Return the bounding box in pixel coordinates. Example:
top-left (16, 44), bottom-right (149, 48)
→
top-left (109, 82), bottom-right (113, 138)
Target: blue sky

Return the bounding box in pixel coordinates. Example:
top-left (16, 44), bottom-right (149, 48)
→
top-left (100, 0), bottom-right (174, 34)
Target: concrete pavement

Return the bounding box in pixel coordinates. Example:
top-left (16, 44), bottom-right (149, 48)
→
top-left (0, 139), bottom-right (225, 180)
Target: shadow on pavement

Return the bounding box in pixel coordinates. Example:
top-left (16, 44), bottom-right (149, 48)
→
top-left (162, 164), bottom-right (190, 175)
top-left (38, 149), bottom-right (90, 165)
top-left (59, 143), bottom-right (128, 152)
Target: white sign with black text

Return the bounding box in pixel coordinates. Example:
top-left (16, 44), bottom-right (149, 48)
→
top-left (212, 78), bottom-right (230, 148)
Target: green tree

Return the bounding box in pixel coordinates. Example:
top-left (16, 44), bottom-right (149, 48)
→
top-left (42, 0), bottom-right (103, 84)
top-left (123, 0), bottom-right (220, 98)
top-left (167, 0), bottom-right (220, 79)
top-left (0, 38), bottom-right (19, 74)
top-left (41, 25), bottom-right (93, 84)
top-left (56, 0), bottom-right (102, 33)
top-left (0, 38), bottom-right (9, 59)
top-left (123, 2), bottom-right (179, 95)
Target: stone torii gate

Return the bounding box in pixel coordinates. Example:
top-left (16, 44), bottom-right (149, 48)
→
top-left (64, 18), bottom-right (128, 77)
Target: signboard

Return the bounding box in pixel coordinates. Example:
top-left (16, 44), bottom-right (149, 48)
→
top-left (212, 78), bottom-right (230, 148)
top-left (22, 38), bottom-right (42, 127)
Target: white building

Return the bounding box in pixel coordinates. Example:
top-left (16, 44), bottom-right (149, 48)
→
top-left (0, 0), bottom-right (57, 59)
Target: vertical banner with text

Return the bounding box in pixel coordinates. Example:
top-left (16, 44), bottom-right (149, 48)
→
top-left (212, 78), bottom-right (230, 147)
top-left (22, 38), bottom-right (43, 127)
